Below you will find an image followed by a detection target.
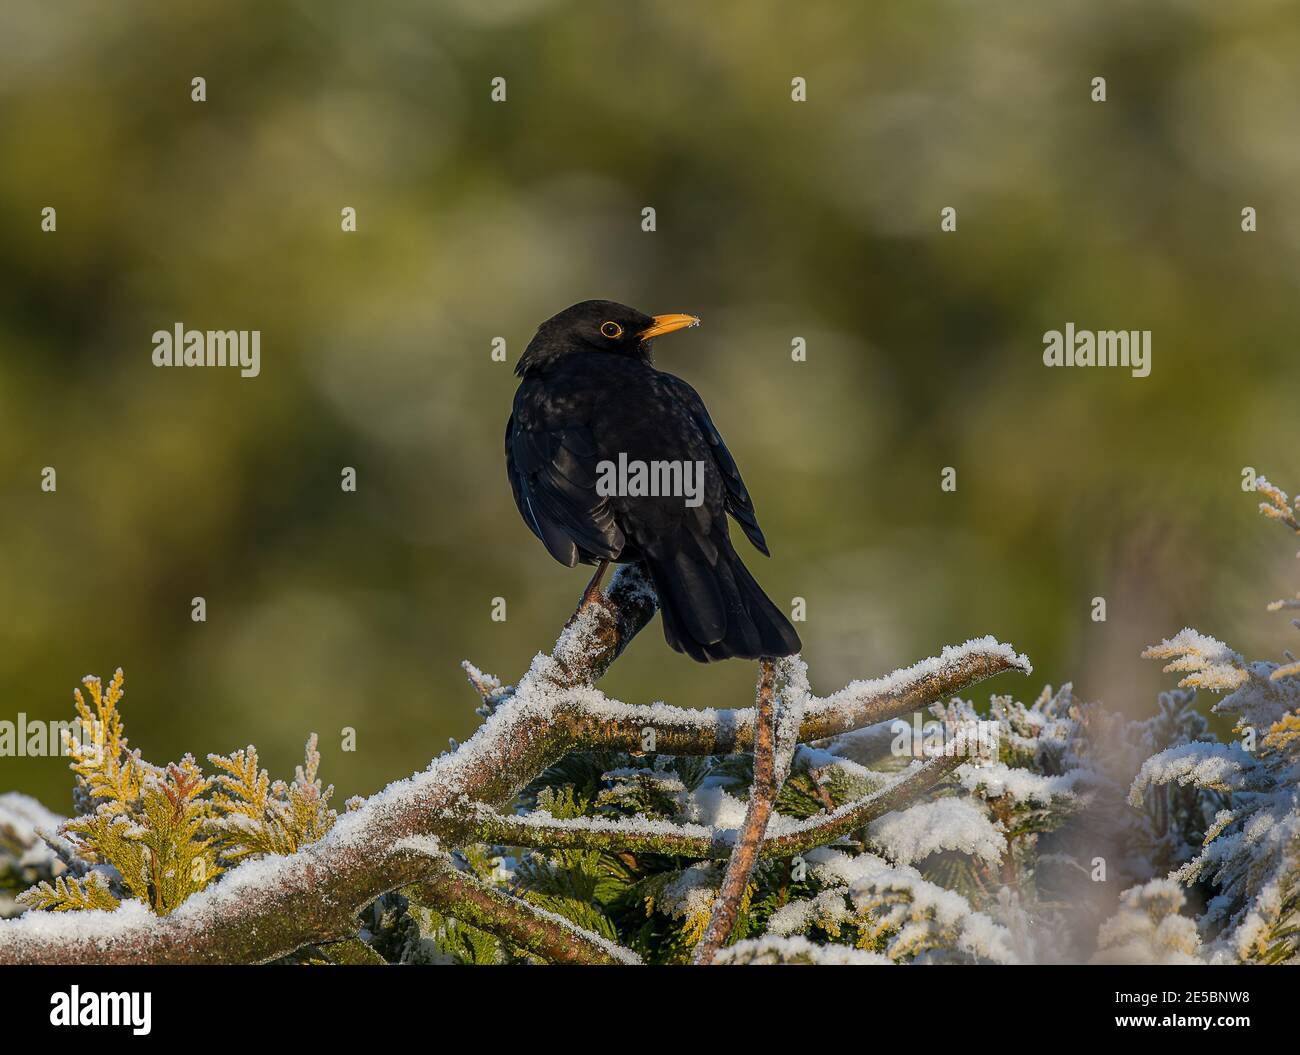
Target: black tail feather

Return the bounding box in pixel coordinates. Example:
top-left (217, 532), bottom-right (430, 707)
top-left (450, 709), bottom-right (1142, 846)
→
top-left (645, 536), bottom-right (801, 662)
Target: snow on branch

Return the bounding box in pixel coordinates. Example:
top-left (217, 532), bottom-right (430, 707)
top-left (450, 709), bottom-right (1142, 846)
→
top-left (0, 564), bottom-right (1029, 965)
top-left (1142, 629), bottom-right (1248, 692)
top-left (693, 659), bottom-right (783, 964)
top-left (405, 857), bottom-right (640, 965)
top-left (1143, 625), bottom-right (1300, 732)
top-left (1129, 741), bottom-right (1256, 804)
top-left (473, 751), bottom-right (966, 860)
top-left (1255, 476), bottom-right (1300, 535)
top-left (556, 634), bottom-right (1031, 756)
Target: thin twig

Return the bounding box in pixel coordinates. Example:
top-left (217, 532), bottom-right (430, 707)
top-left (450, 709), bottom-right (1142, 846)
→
top-left (694, 659), bottom-right (779, 964)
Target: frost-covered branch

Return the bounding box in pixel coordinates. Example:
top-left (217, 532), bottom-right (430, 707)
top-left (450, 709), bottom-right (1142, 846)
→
top-left (407, 858), bottom-right (639, 965)
top-left (557, 635), bottom-right (1030, 757)
top-left (694, 659), bottom-right (780, 964)
top-left (0, 563), bottom-right (1028, 964)
top-left (471, 751), bottom-right (966, 860)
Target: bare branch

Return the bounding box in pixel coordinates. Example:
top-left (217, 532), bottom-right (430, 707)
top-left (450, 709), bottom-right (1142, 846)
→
top-left (694, 659), bottom-right (780, 964)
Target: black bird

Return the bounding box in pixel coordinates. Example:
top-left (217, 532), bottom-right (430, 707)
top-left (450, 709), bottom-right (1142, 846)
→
top-left (506, 300), bottom-right (801, 662)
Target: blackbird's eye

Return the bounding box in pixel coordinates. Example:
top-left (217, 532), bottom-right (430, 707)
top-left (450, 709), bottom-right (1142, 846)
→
top-left (600, 321), bottom-right (623, 339)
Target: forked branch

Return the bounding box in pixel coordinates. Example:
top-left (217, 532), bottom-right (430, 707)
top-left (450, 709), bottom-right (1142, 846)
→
top-left (0, 564), bottom-right (1028, 964)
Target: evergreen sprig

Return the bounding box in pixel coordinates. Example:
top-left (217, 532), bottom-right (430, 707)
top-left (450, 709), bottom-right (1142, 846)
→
top-left (16, 672), bottom-right (333, 916)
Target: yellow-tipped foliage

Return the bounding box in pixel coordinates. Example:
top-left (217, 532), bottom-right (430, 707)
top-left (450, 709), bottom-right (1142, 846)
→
top-left (208, 735), bottom-right (336, 861)
top-left (136, 759), bottom-right (221, 914)
top-left (18, 871), bottom-right (120, 912)
top-left (65, 670), bottom-right (149, 815)
top-left (17, 671), bottom-right (333, 916)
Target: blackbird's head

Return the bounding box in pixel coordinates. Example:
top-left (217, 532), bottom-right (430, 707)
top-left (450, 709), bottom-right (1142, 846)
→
top-left (516, 299), bottom-right (699, 377)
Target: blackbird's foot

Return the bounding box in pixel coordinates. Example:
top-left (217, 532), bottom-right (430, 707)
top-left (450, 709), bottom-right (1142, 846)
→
top-left (579, 559), bottom-right (610, 610)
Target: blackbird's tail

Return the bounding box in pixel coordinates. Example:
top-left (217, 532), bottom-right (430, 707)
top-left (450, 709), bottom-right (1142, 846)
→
top-left (645, 533), bottom-right (802, 663)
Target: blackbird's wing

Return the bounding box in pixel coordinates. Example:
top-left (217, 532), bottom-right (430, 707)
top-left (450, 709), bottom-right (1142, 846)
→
top-left (506, 404), bottom-right (625, 568)
top-left (657, 373), bottom-right (770, 556)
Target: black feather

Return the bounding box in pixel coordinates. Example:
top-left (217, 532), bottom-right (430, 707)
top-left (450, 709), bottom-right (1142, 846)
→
top-left (506, 300), bottom-right (801, 661)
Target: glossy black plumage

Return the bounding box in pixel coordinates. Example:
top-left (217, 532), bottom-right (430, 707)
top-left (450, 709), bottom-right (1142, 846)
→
top-left (506, 300), bottom-right (801, 662)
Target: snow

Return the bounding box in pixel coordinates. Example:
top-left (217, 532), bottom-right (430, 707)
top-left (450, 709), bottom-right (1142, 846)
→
top-left (565, 636), bottom-right (1030, 744)
top-left (527, 904), bottom-right (643, 965)
top-left (772, 655), bottom-right (810, 781)
top-left (0, 793), bottom-right (68, 870)
top-left (760, 761), bottom-right (941, 841)
top-left (601, 767), bottom-right (687, 796)
top-left (459, 661), bottom-right (500, 695)
top-left (491, 807), bottom-right (715, 842)
top-left (1255, 476), bottom-right (1299, 527)
top-left (659, 863), bottom-right (720, 921)
top-left (1179, 791), bottom-right (1300, 953)
top-left (0, 792), bottom-right (66, 844)
top-left (821, 722), bottom-right (906, 768)
top-left (0, 615), bottom-right (1036, 963)
top-left (393, 835), bottom-right (443, 859)
top-left (1129, 741), bottom-right (1254, 805)
top-left (1094, 879), bottom-right (1204, 965)
top-left (866, 798), bottom-right (1005, 865)
top-left (807, 636), bottom-right (1032, 725)
top-left (476, 752), bottom-right (973, 861)
top-left (955, 761), bottom-right (1084, 805)
top-left (767, 888), bottom-right (853, 937)
top-left (684, 786), bottom-right (749, 831)
top-left (1218, 659), bottom-right (1300, 729)
top-left (792, 744), bottom-right (880, 784)
top-left (715, 934), bottom-right (892, 965)
top-left (0, 897), bottom-right (155, 948)
top-left (767, 847), bottom-right (1016, 963)
top-left (1142, 628), bottom-right (1248, 692)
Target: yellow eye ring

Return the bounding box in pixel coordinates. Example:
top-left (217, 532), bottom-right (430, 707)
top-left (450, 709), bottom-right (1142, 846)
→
top-left (600, 321), bottom-right (624, 339)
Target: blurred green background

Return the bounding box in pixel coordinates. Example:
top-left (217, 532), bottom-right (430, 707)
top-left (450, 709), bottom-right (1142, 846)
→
top-left (3, 0), bottom-right (1298, 810)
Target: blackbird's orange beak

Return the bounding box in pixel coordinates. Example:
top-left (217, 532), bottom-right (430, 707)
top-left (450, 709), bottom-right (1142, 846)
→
top-left (638, 313), bottom-right (700, 341)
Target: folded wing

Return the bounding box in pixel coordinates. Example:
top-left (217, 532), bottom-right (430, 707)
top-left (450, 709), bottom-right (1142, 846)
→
top-left (657, 373), bottom-right (770, 556)
top-left (506, 415), bottom-right (625, 567)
